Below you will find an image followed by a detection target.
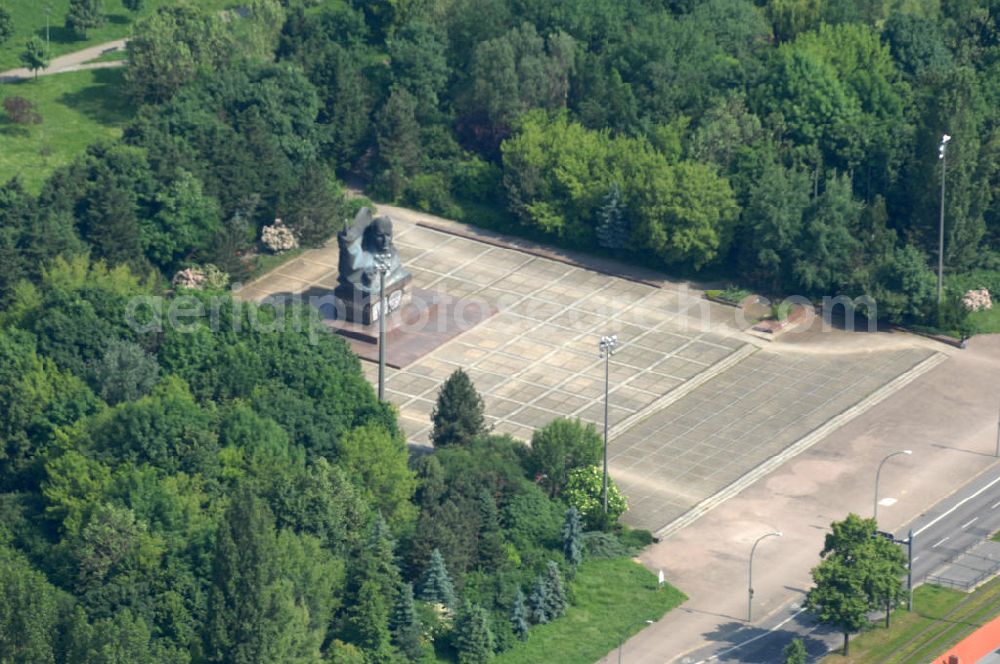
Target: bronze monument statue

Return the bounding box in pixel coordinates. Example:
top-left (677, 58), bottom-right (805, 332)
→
top-left (335, 207), bottom-right (412, 324)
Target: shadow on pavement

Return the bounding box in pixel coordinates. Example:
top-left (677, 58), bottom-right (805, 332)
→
top-left (698, 613), bottom-right (833, 663)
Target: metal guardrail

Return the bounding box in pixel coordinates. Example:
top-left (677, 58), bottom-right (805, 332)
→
top-left (926, 557), bottom-right (1000, 592)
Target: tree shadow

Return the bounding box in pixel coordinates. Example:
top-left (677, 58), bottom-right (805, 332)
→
top-left (0, 123), bottom-right (31, 138)
top-left (36, 14), bottom-right (129, 44)
top-left (56, 68), bottom-right (135, 128)
top-left (41, 24), bottom-right (82, 46)
top-left (699, 614), bottom-right (833, 663)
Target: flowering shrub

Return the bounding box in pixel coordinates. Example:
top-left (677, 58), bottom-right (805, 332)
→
top-left (172, 267), bottom-right (205, 289)
top-left (172, 264), bottom-right (230, 291)
top-left (261, 218), bottom-right (299, 253)
top-left (563, 465), bottom-right (628, 529)
top-left (962, 288), bottom-right (992, 312)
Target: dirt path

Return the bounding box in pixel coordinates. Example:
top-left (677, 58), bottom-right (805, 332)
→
top-left (0, 39), bottom-right (127, 83)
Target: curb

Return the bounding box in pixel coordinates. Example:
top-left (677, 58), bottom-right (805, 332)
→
top-left (609, 344), bottom-right (758, 439)
top-left (653, 351), bottom-right (949, 539)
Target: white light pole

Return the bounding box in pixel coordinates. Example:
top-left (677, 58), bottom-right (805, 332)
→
top-left (938, 134), bottom-right (951, 306)
top-left (874, 450), bottom-right (912, 522)
top-left (599, 334), bottom-right (618, 515)
top-left (374, 252), bottom-right (392, 401)
top-left (618, 619), bottom-right (653, 664)
top-left (748, 531), bottom-right (782, 622)
top-left (44, 5), bottom-right (52, 52)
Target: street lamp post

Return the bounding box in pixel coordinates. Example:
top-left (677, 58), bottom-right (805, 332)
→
top-left (617, 619), bottom-right (653, 664)
top-left (44, 5), bottom-right (52, 52)
top-left (874, 450), bottom-right (912, 522)
top-left (938, 134), bottom-right (951, 306)
top-left (748, 531), bottom-right (782, 622)
top-left (374, 252), bottom-right (392, 402)
top-left (907, 529), bottom-right (914, 611)
top-left (599, 335), bottom-right (618, 515)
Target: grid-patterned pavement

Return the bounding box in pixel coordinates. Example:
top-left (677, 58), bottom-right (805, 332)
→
top-left (240, 215), bottom-right (943, 534)
top-left (239, 221), bottom-right (749, 444)
top-left (610, 346), bottom-right (938, 531)
top-left (368, 225), bottom-right (748, 443)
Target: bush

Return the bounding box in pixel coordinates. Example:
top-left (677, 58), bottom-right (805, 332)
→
top-left (771, 301), bottom-right (792, 321)
top-left (719, 285), bottom-right (752, 304)
top-left (453, 156), bottom-right (503, 204)
top-left (405, 172), bottom-right (462, 219)
top-left (580, 532), bottom-right (629, 559)
top-left (527, 419), bottom-right (602, 497)
top-left (2, 97), bottom-right (42, 126)
top-left (563, 466), bottom-right (628, 530)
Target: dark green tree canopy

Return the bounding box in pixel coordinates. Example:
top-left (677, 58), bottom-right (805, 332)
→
top-left (430, 368), bottom-right (486, 448)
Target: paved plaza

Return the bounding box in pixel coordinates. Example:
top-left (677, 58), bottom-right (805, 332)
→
top-left (610, 345), bottom-right (940, 531)
top-left (240, 209), bottom-right (944, 534)
top-left (240, 221), bottom-right (752, 446)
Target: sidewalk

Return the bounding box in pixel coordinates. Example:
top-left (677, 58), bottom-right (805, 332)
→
top-left (0, 39), bottom-right (127, 82)
top-left (605, 334), bottom-right (1000, 663)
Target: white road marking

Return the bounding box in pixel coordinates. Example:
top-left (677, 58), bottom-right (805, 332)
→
top-left (932, 537), bottom-right (950, 548)
top-left (912, 556), bottom-right (920, 563)
top-left (961, 517), bottom-right (978, 529)
top-left (992, 500), bottom-right (1000, 510)
top-left (914, 473), bottom-right (1000, 537)
top-left (692, 609), bottom-right (810, 664)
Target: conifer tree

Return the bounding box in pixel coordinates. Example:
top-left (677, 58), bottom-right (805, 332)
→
top-left (562, 506), bottom-right (584, 571)
top-left (454, 603), bottom-right (494, 664)
top-left (527, 574), bottom-right (549, 624)
top-left (510, 589), bottom-right (529, 641)
top-left (430, 368), bottom-right (486, 447)
top-left (204, 485), bottom-right (312, 663)
top-left (477, 488), bottom-right (505, 568)
top-left (349, 580), bottom-right (394, 661)
top-left (542, 561), bottom-right (567, 619)
top-left (390, 582), bottom-right (423, 661)
top-left (595, 182), bottom-right (630, 250)
top-left (418, 548), bottom-right (456, 609)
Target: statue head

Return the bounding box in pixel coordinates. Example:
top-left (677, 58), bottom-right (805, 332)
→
top-left (365, 216), bottom-right (394, 254)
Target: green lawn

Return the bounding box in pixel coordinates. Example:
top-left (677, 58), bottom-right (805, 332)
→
top-left (823, 576), bottom-right (1000, 663)
top-left (0, 0), bottom-right (232, 72)
top-left (491, 558), bottom-right (686, 664)
top-left (0, 68), bottom-right (133, 192)
top-left (969, 305), bottom-right (1000, 335)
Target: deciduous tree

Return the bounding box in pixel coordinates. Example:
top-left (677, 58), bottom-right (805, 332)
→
top-left (0, 5), bottom-right (12, 45)
top-left (65, 0), bottom-right (104, 39)
top-left (20, 38), bottom-right (49, 78)
top-left (528, 418), bottom-right (602, 497)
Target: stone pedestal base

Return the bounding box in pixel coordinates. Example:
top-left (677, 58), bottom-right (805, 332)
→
top-left (334, 274), bottom-right (412, 325)
top-left (322, 288), bottom-right (497, 369)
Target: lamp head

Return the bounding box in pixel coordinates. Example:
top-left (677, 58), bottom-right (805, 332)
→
top-left (903, 449), bottom-right (913, 455)
top-left (775, 531), bottom-right (783, 537)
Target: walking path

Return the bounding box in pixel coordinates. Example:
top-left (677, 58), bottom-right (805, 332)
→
top-left (0, 39), bottom-right (127, 83)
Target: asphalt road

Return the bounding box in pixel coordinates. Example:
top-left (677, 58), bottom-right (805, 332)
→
top-left (678, 465), bottom-right (1000, 664)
